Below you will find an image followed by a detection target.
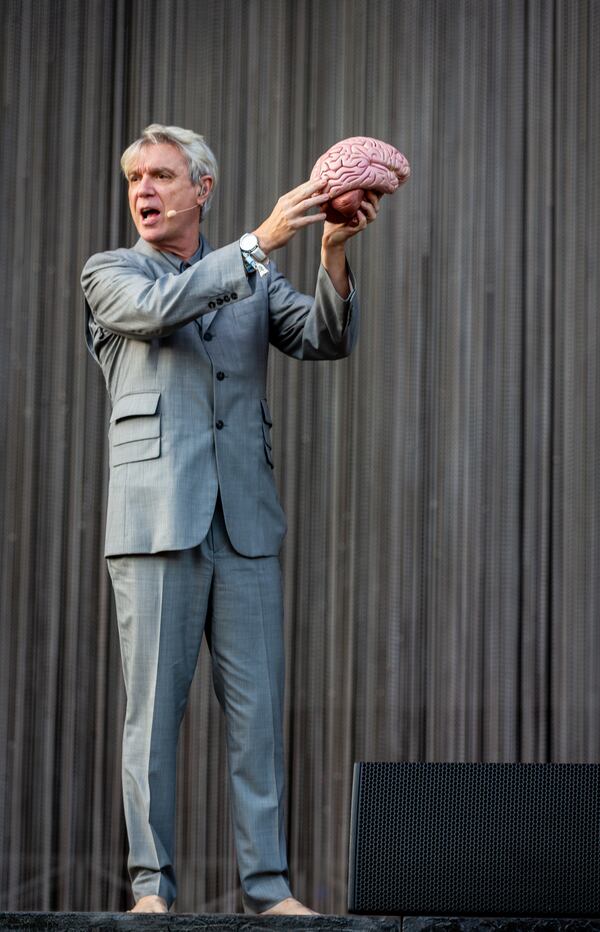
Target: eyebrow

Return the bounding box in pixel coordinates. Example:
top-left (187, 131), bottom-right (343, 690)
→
top-left (128, 166), bottom-right (177, 178)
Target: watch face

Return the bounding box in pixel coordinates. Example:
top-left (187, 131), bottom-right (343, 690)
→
top-left (240, 233), bottom-right (257, 252)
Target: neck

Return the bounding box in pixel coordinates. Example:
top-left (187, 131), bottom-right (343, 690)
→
top-left (148, 228), bottom-right (202, 260)
top-left (168, 239), bottom-right (201, 260)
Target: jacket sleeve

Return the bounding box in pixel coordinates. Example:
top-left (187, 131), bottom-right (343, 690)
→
top-left (267, 261), bottom-right (360, 360)
top-left (81, 242), bottom-right (252, 339)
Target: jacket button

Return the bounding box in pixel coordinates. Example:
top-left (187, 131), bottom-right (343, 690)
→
top-left (215, 419), bottom-right (224, 430)
top-left (208, 301), bottom-right (216, 309)
top-left (216, 297), bottom-right (223, 306)
top-left (231, 292), bottom-right (238, 300)
top-left (203, 332), bottom-right (213, 342)
top-left (216, 371), bottom-right (225, 381)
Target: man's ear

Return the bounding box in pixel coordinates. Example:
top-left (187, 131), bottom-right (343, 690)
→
top-left (197, 176), bottom-right (214, 205)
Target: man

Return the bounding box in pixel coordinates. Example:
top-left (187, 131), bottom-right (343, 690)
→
top-left (81, 124), bottom-right (379, 914)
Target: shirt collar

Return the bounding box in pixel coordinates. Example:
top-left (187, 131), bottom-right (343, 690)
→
top-left (160, 238), bottom-right (205, 273)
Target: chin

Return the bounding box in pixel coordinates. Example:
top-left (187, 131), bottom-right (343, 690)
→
top-left (138, 227), bottom-right (165, 245)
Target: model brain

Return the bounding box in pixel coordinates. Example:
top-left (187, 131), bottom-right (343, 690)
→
top-left (310, 136), bottom-right (410, 223)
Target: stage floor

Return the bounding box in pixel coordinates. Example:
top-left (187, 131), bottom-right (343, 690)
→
top-left (0, 915), bottom-right (600, 931)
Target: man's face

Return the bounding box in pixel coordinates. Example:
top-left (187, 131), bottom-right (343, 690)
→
top-left (126, 142), bottom-right (210, 253)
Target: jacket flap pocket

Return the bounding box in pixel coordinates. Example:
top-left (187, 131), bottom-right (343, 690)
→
top-left (260, 398), bottom-right (273, 426)
top-left (110, 391), bottom-right (160, 423)
top-left (112, 437), bottom-right (160, 467)
top-left (113, 416), bottom-right (160, 447)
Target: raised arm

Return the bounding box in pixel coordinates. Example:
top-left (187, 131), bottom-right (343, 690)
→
top-left (253, 184), bottom-right (381, 298)
top-left (266, 261), bottom-right (359, 360)
top-left (81, 241), bottom-right (251, 340)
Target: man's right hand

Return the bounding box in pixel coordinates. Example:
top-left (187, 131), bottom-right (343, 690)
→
top-left (252, 179), bottom-right (330, 255)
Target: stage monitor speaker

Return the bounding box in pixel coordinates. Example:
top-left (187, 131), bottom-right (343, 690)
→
top-left (348, 762), bottom-right (600, 917)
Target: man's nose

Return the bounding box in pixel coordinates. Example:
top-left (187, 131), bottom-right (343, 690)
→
top-left (138, 173), bottom-right (156, 195)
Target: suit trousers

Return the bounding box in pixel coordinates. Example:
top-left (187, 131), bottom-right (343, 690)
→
top-left (106, 497), bottom-right (292, 911)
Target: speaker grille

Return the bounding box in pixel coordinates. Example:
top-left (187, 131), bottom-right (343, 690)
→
top-left (348, 762), bottom-right (600, 916)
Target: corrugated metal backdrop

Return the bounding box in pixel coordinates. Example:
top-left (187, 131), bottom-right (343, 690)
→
top-left (1, 0), bottom-right (599, 915)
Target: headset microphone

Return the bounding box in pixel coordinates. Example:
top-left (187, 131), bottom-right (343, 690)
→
top-left (166, 204), bottom-right (199, 219)
top-left (166, 187), bottom-right (207, 219)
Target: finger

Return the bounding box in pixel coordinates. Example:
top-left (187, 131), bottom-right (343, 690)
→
top-left (295, 212), bottom-right (327, 227)
top-left (363, 192), bottom-right (380, 211)
top-left (288, 177), bottom-right (328, 203)
top-left (359, 200), bottom-right (377, 223)
top-left (302, 191), bottom-right (331, 209)
top-left (287, 192), bottom-right (330, 220)
top-left (352, 209), bottom-right (368, 230)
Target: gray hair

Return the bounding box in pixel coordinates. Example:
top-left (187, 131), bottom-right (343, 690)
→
top-left (120, 123), bottom-right (219, 216)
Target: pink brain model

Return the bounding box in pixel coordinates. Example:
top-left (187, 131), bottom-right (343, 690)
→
top-left (310, 136), bottom-right (410, 223)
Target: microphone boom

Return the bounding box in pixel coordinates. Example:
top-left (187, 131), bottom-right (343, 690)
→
top-left (166, 204), bottom-right (199, 218)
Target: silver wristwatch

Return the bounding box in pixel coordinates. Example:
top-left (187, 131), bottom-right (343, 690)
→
top-left (239, 233), bottom-right (269, 277)
top-left (239, 232), bottom-right (267, 262)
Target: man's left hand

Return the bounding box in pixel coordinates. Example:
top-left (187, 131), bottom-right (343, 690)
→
top-left (320, 191), bottom-right (381, 298)
top-left (322, 190), bottom-right (382, 248)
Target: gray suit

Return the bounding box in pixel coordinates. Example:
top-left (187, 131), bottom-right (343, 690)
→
top-left (81, 234), bottom-right (359, 909)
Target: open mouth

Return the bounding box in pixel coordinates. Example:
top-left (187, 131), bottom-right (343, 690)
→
top-left (140, 206), bottom-right (161, 223)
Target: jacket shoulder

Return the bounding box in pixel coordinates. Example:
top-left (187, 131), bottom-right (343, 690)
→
top-left (82, 246), bottom-right (142, 274)
top-left (81, 247), bottom-right (164, 291)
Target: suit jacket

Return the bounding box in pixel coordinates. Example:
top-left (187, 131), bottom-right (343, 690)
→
top-left (81, 235), bottom-right (359, 557)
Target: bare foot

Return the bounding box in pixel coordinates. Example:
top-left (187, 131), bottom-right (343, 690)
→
top-left (260, 896), bottom-right (318, 915)
top-left (127, 894), bottom-right (169, 913)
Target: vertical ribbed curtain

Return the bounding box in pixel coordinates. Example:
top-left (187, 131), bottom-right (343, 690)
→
top-left (1, 0), bottom-right (599, 915)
